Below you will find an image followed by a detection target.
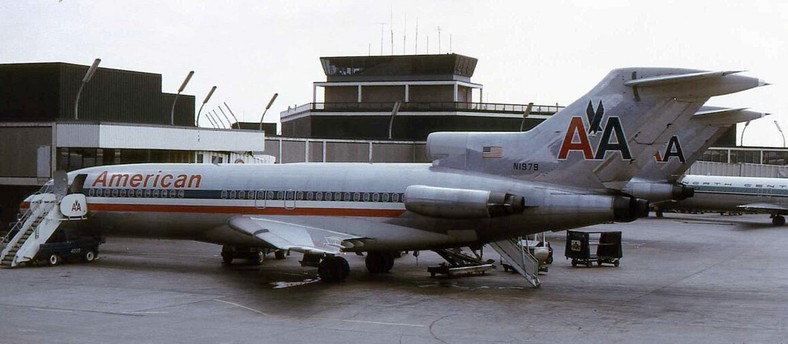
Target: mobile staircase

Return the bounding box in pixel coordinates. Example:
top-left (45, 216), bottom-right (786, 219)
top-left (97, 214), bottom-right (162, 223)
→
top-left (489, 237), bottom-right (541, 287)
top-left (1, 192), bottom-right (87, 268)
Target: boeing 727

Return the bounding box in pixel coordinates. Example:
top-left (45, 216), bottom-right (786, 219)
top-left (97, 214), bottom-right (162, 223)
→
top-left (4, 68), bottom-right (765, 282)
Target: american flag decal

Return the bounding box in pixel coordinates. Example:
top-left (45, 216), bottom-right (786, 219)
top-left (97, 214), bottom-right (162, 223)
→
top-left (482, 146), bottom-right (503, 158)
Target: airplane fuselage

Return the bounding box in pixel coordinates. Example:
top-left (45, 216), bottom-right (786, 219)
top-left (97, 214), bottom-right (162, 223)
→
top-left (61, 162), bottom-right (622, 251)
top-left (673, 175), bottom-right (788, 214)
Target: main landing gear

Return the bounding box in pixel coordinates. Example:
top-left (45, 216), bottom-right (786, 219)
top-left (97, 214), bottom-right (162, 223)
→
top-left (772, 215), bottom-right (786, 226)
top-left (318, 256), bottom-right (350, 283)
top-left (364, 251), bottom-right (395, 274)
top-left (221, 245), bottom-right (267, 265)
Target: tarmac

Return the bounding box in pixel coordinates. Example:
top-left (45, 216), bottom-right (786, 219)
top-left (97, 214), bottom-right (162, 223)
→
top-left (1, 212), bottom-right (788, 344)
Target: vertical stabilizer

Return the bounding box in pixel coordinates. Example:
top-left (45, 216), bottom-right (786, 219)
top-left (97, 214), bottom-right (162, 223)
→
top-left (429, 68), bottom-right (765, 190)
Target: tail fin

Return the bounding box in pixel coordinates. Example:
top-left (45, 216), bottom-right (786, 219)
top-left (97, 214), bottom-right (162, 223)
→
top-left (428, 68), bottom-right (765, 190)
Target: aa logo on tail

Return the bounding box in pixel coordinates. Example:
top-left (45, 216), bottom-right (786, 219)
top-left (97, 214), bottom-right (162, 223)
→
top-left (653, 136), bottom-right (686, 163)
top-left (558, 100), bottom-right (632, 160)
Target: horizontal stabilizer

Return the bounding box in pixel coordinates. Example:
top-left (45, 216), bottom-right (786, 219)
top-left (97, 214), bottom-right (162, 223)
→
top-left (691, 107), bottom-right (768, 126)
top-left (624, 71), bottom-right (742, 88)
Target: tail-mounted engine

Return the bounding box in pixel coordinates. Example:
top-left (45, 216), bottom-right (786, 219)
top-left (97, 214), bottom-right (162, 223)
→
top-left (404, 185), bottom-right (525, 219)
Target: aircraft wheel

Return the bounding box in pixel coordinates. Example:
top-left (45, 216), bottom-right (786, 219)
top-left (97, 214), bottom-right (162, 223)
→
top-left (318, 256), bottom-right (348, 283)
top-left (221, 253), bottom-right (233, 264)
top-left (274, 250), bottom-right (286, 260)
top-left (47, 253), bottom-right (61, 266)
top-left (773, 215), bottom-right (786, 226)
top-left (252, 250), bottom-right (265, 265)
top-left (83, 250), bottom-right (96, 263)
top-left (365, 251), bottom-right (394, 273)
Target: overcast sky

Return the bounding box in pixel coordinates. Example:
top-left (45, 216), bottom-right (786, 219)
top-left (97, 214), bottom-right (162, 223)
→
top-left (2, 0), bottom-right (786, 146)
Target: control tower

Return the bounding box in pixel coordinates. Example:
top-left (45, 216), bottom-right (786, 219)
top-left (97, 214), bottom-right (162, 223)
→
top-left (280, 54), bottom-right (561, 140)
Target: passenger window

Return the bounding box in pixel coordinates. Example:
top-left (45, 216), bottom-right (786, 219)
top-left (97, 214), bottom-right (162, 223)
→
top-left (229, 190), bottom-right (237, 199)
top-left (353, 193), bottom-right (361, 201)
top-left (306, 192), bottom-right (314, 201)
top-left (297, 191), bottom-right (304, 200)
top-left (382, 193), bottom-right (390, 202)
top-left (334, 192), bottom-right (342, 201)
top-left (221, 190), bottom-right (228, 199)
top-left (372, 193), bottom-right (379, 202)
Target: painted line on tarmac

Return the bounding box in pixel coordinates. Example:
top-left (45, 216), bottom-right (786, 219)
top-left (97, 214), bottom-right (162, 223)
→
top-left (214, 299), bottom-right (270, 316)
top-left (342, 319), bottom-right (426, 328)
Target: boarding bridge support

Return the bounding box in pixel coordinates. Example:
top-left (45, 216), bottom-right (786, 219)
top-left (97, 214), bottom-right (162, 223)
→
top-left (489, 237), bottom-right (541, 287)
top-left (0, 193), bottom-right (87, 268)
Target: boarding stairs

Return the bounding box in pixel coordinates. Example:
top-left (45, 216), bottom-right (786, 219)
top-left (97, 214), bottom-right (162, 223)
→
top-left (1, 193), bottom-right (84, 268)
top-left (428, 247), bottom-right (495, 277)
top-left (489, 237), bottom-right (541, 287)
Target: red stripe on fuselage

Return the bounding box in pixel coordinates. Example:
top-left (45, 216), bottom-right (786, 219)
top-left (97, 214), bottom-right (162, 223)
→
top-left (88, 203), bottom-right (406, 217)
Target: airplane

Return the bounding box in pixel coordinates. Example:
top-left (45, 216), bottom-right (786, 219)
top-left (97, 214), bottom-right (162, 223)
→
top-left (668, 175), bottom-right (788, 226)
top-left (8, 68), bottom-right (765, 282)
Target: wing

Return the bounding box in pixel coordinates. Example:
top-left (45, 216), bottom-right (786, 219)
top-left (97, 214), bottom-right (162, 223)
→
top-left (737, 203), bottom-right (788, 214)
top-left (227, 215), bottom-right (365, 255)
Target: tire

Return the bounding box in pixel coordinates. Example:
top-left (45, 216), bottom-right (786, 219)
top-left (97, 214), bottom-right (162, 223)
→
top-left (571, 259), bottom-right (577, 267)
top-left (274, 250), bottom-right (286, 260)
top-left (318, 256), bottom-right (347, 283)
top-left (221, 252), bottom-right (233, 264)
top-left (47, 253), bottom-right (61, 266)
top-left (84, 250), bottom-right (96, 263)
top-left (365, 251), bottom-right (393, 273)
top-left (773, 215), bottom-right (786, 226)
top-left (252, 250), bottom-right (265, 265)
top-left (614, 260), bottom-right (620, 267)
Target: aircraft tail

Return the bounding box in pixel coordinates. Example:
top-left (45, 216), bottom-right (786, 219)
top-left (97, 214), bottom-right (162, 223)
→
top-left (634, 106), bottom-right (767, 182)
top-left (428, 68), bottom-right (765, 190)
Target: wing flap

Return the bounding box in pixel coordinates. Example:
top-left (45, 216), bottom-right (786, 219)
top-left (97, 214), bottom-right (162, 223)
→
top-left (227, 216), bottom-right (364, 254)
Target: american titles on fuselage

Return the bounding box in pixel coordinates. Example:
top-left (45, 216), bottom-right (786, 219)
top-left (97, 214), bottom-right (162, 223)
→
top-left (91, 171), bottom-right (203, 189)
top-left (557, 100), bottom-right (632, 160)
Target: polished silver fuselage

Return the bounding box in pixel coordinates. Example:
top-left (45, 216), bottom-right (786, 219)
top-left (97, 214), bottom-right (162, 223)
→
top-left (66, 162), bottom-right (617, 251)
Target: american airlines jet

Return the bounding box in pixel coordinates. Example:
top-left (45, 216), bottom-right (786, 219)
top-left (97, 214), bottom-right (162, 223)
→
top-left (10, 68), bottom-right (765, 282)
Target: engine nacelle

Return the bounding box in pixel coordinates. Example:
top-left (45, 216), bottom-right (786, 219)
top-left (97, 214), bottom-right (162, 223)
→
top-left (613, 196), bottom-right (650, 222)
top-left (404, 185), bottom-right (525, 219)
top-left (622, 181), bottom-right (695, 203)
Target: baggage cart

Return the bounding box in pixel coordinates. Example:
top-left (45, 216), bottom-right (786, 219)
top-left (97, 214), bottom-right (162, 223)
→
top-left (565, 230), bottom-right (622, 267)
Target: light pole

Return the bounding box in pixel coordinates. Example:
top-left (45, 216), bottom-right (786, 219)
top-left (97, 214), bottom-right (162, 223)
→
top-left (195, 86), bottom-right (217, 127)
top-left (170, 71), bottom-right (194, 125)
top-left (223, 102), bottom-right (240, 128)
top-left (259, 93), bottom-right (279, 131)
top-left (74, 58), bottom-right (101, 120)
top-left (775, 120), bottom-right (786, 148)
top-left (740, 120), bottom-right (751, 146)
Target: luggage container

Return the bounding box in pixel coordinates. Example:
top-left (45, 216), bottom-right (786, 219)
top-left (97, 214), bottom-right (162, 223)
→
top-left (565, 230), bottom-right (622, 267)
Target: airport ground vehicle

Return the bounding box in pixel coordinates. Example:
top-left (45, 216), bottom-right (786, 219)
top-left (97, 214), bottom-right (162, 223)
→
top-left (35, 230), bottom-right (102, 266)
